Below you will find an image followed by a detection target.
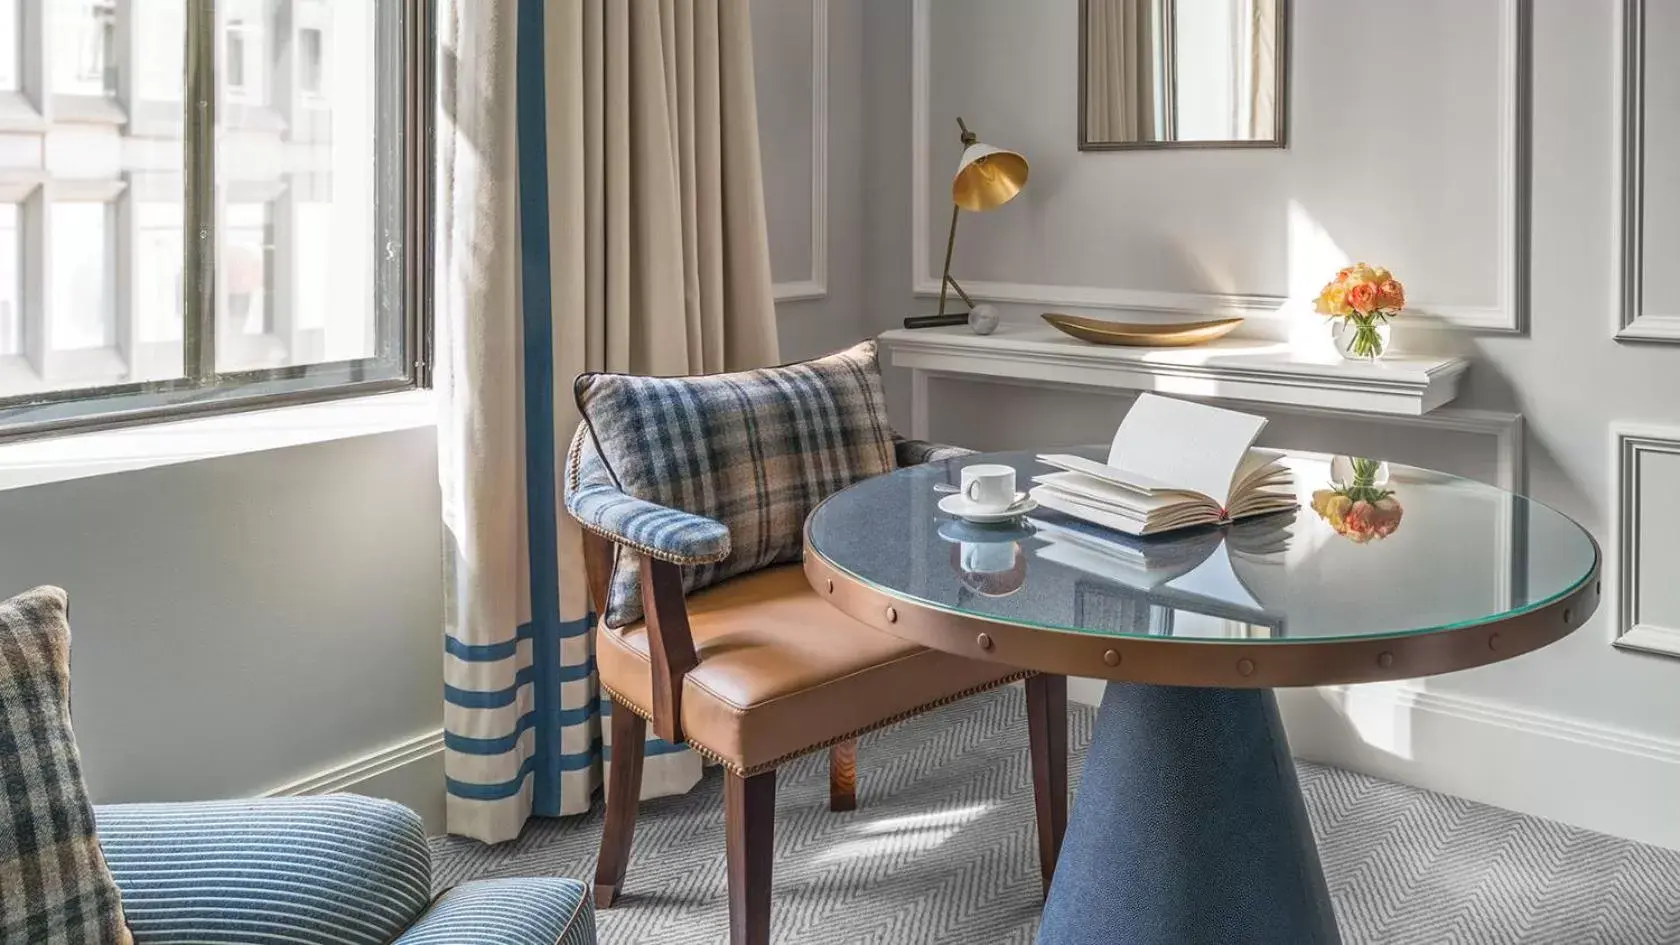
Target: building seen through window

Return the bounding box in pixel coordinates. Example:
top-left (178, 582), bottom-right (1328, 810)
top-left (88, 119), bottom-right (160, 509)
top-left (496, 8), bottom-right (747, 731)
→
top-left (0, 0), bottom-right (418, 432)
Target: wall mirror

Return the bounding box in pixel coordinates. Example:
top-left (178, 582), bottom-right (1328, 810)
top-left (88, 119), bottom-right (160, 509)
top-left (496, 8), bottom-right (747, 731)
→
top-left (1079, 0), bottom-right (1288, 150)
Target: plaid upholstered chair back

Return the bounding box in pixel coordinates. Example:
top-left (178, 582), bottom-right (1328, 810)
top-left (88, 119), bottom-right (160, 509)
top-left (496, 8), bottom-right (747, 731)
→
top-left (567, 342), bottom-right (899, 628)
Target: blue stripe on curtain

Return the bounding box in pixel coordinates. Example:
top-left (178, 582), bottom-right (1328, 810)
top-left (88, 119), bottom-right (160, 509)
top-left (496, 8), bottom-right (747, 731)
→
top-left (443, 0), bottom-right (699, 836)
top-left (444, 624), bottom-right (532, 662)
top-left (447, 736), bottom-right (620, 801)
top-left (515, 0), bottom-right (570, 818)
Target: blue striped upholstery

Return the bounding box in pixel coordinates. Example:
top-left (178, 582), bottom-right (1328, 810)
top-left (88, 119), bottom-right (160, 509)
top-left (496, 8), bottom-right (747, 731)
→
top-left (394, 879), bottom-right (594, 945)
top-left (96, 795), bottom-right (432, 945)
top-left (94, 795), bottom-right (597, 944)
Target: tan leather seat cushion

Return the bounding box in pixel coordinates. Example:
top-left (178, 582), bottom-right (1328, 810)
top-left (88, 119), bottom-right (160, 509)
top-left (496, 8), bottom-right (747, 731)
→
top-left (596, 565), bottom-right (1025, 773)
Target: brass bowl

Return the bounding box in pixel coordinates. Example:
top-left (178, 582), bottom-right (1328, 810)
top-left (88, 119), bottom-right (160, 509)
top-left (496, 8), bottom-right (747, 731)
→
top-left (1041, 312), bottom-right (1244, 347)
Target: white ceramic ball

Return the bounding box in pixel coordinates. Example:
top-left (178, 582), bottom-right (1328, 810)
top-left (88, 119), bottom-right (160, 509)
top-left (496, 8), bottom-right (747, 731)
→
top-left (968, 303), bottom-right (1000, 335)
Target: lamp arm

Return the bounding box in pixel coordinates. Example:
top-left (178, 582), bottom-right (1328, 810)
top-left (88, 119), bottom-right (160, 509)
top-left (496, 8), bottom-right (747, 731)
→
top-left (937, 203), bottom-right (969, 317)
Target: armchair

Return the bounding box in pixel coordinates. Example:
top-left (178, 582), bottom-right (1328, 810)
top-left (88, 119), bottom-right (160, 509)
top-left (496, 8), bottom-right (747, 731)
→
top-left (566, 417), bottom-right (1067, 945)
top-left (96, 794), bottom-right (596, 945)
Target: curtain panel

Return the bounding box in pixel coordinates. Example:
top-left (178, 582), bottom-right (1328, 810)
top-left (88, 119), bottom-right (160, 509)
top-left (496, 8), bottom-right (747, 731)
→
top-left (436, 0), bottom-right (781, 843)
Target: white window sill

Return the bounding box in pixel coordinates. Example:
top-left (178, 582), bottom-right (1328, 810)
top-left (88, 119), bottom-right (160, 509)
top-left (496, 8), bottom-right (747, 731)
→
top-left (0, 389), bottom-right (436, 492)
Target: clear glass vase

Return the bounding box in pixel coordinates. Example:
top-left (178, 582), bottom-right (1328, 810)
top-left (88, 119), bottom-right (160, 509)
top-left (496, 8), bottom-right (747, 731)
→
top-left (1330, 455), bottom-right (1390, 492)
top-left (1331, 315), bottom-right (1392, 361)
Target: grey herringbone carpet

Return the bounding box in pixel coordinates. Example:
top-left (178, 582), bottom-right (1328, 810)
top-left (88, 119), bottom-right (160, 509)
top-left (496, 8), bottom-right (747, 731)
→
top-left (430, 689), bottom-right (1680, 943)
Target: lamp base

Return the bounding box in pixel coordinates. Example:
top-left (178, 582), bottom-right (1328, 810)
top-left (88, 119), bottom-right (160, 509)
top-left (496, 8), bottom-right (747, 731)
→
top-left (902, 314), bottom-right (971, 330)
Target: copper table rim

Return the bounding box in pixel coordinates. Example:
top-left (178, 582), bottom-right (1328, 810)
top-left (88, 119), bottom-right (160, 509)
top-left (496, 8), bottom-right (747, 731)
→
top-left (803, 505), bottom-right (1603, 690)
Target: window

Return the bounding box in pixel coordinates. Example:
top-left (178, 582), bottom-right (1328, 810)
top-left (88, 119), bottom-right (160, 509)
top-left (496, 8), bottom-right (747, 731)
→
top-left (0, 0), bottom-right (429, 440)
top-left (226, 19), bottom-right (247, 92)
top-left (299, 27), bottom-right (324, 96)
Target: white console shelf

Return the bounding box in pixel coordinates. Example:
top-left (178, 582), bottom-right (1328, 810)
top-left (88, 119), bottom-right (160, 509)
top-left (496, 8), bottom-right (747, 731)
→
top-left (880, 324), bottom-right (1469, 435)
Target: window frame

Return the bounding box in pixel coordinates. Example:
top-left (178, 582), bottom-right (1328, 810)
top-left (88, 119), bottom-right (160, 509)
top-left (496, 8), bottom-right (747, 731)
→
top-left (0, 0), bottom-right (433, 444)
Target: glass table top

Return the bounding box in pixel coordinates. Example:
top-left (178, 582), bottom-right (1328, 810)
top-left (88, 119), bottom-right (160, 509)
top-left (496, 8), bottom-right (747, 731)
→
top-left (806, 448), bottom-right (1600, 644)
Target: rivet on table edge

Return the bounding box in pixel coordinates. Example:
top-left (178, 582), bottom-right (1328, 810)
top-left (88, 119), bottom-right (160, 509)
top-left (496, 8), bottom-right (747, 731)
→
top-left (1377, 651), bottom-right (1394, 669)
top-left (885, 606), bottom-right (897, 623)
top-left (826, 579), bottom-right (834, 594)
top-left (976, 633), bottom-right (994, 651)
top-left (1236, 658), bottom-right (1256, 677)
top-left (1564, 608), bottom-right (1572, 624)
top-left (1488, 632), bottom-right (1501, 651)
top-left (1102, 649), bottom-right (1120, 667)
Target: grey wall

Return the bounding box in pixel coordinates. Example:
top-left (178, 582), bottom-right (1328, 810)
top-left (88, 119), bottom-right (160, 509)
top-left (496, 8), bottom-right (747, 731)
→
top-left (756, 0), bottom-right (873, 360)
top-left (0, 428), bottom-right (445, 825)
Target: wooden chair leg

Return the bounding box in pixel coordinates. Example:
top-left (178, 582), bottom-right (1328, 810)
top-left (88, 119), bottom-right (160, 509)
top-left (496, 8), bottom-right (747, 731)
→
top-left (1025, 673), bottom-right (1068, 900)
top-left (725, 768), bottom-right (777, 945)
top-left (828, 739), bottom-right (858, 812)
top-left (594, 698), bottom-right (647, 909)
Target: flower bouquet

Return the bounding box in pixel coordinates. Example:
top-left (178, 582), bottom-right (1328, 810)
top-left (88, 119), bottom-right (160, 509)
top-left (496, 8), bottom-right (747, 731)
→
top-left (1310, 456), bottom-right (1403, 543)
top-left (1315, 263), bottom-right (1405, 360)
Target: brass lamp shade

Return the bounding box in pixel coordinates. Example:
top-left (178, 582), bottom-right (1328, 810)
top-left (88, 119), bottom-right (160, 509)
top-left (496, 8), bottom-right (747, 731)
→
top-left (904, 117), bottom-right (1032, 328)
top-left (952, 143), bottom-right (1030, 212)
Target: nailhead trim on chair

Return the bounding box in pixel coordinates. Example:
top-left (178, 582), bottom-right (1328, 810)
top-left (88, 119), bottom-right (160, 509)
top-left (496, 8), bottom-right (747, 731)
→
top-left (600, 670), bottom-right (1037, 777)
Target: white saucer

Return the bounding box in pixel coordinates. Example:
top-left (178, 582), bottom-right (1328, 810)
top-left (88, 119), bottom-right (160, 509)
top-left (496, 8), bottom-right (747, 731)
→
top-left (938, 492), bottom-right (1039, 523)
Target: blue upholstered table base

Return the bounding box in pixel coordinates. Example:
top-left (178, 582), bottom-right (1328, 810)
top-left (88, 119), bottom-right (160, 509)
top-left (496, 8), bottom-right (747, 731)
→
top-left (1037, 683), bottom-right (1342, 945)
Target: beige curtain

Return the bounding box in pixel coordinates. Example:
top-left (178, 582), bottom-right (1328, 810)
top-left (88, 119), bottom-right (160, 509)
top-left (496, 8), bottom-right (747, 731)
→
top-left (1085, 0), bottom-right (1159, 143)
top-left (438, 0), bottom-right (781, 844)
top-left (550, 0), bottom-right (780, 380)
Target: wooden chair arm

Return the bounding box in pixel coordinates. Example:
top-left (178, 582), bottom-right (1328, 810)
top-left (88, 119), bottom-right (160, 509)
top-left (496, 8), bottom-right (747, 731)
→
top-left (581, 528), bottom-right (698, 744)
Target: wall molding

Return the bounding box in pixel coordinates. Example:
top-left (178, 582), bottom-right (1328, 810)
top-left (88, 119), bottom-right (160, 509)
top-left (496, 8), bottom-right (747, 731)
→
top-left (262, 728), bottom-right (444, 798)
top-left (908, 0), bottom-right (1531, 333)
top-left (772, 0), bottom-right (830, 303)
top-left (1614, 425), bottom-right (1680, 658)
top-left (1069, 674), bottom-right (1680, 850)
top-left (1275, 681), bottom-right (1680, 852)
top-left (1612, 0), bottom-right (1680, 341)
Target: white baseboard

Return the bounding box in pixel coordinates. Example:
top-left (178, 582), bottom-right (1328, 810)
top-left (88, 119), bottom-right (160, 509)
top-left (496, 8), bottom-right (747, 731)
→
top-left (1068, 678), bottom-right (1680, 852)
top-left (262, 729), bottom-right (446, 834)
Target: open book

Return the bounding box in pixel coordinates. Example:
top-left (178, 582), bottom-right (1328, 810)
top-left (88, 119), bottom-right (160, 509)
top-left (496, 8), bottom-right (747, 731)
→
top-left (1029, 393), bottom-right (1297, 536)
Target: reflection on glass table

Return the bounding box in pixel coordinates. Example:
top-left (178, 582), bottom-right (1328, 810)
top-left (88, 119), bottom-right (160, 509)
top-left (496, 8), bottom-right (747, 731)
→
top-left (809, 447), bottom-right (1586, 646)
top-left (940, 520), bottom-right (1031, 598)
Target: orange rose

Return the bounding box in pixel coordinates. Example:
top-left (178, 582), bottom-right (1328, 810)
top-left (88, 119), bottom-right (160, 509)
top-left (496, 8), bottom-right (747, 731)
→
top-left (1345, 282), bottom-right (1378, 315)
top-left (1371, 496), bottom-right (1404, 537)
top-left (1376, 279), bottom-right (1406, 313)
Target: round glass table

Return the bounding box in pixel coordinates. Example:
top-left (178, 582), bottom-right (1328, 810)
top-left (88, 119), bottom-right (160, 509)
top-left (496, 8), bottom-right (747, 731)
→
top-left (803, 448), bottom-right (1600, 945)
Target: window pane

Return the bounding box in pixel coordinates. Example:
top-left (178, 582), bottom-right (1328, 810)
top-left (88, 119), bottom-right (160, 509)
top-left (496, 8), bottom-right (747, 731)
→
top-left (222, 0), bottom-right (269, 109)
top-left (51, 202), bottom-right (114, 351)
top-left (52, 1), bottom-right (119, 99)
top-left (299, 28), bottom-right (325, 97)
top-left (218, 0), bottom-right (395, 372)
top-left (136, 202), bottom-right (183, 343)
top-left (136, 0), bottom-right (185, 103)
top-left (0, 205), bottom-right (18, 356)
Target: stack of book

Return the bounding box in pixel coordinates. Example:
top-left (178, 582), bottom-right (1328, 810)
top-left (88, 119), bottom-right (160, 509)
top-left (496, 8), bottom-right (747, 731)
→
top-left (1023, 394), bottom-right (1300, 629)
top-left (1028, 393), bottom-right (1297, 537)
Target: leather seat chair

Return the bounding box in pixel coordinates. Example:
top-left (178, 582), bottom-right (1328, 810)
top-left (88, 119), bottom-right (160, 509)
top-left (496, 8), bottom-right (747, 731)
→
top-left (569, 434), bottom-right (1068, 945)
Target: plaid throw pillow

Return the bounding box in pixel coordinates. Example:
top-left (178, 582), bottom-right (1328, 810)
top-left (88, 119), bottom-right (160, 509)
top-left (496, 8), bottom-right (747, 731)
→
top-left (574, 340), bottom-right (896, 628)
top-left (0, 587), bottom-right (132, 945)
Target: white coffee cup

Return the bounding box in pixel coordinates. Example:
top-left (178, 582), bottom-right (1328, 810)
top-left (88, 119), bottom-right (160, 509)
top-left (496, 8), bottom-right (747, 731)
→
top-left (961, 463), bottom-right (1018, 512)
top-left (961, 540), bottom-right (1017, 573)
